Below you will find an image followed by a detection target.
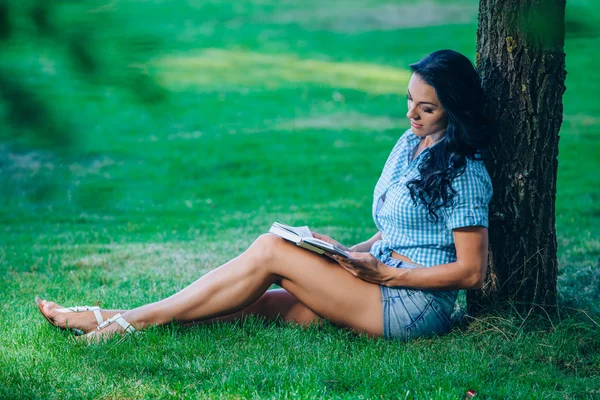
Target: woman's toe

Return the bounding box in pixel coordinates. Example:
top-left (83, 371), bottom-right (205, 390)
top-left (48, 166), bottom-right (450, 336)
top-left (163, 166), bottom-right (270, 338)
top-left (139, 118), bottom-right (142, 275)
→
top-left (41, 301), bottom-right (68, 325)
top-left (43, 301), bottom-right (54, 313)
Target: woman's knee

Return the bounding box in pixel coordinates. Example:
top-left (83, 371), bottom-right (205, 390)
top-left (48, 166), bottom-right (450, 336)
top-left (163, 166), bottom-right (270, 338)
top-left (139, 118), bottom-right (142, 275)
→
top-left (246, 233), bottom-right (286, 265)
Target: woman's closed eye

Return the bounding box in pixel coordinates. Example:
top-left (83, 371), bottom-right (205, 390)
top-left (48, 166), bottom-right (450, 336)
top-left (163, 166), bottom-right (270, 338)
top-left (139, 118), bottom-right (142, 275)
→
top-left (407, 95), bottom-right (434, 113)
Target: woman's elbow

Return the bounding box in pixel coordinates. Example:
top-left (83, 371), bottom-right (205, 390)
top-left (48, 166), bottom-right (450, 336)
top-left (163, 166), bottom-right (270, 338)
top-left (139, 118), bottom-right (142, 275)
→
top-left (467, 274), bottom-right (484, 289)
top-left (464, 265), bottom-right (486, 289)
top-left (462, 266), bottom-right (486, 289)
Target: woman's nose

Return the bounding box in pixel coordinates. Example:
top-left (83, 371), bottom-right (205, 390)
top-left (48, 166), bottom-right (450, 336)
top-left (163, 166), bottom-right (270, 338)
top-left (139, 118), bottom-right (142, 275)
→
top-left (406, 106), bottom-right (419, 120)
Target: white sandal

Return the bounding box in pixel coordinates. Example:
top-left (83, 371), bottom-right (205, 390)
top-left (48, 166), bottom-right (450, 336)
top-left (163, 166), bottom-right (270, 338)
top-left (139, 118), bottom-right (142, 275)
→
top-left (36, 296), bottom-right (105, 335)
top-left (85, 313), bottom-right (137, 340)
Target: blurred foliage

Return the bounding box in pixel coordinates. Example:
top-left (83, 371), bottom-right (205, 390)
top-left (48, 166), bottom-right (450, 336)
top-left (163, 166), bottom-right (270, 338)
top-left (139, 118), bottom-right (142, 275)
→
top-left (0, 0), bottom-right (165, 150)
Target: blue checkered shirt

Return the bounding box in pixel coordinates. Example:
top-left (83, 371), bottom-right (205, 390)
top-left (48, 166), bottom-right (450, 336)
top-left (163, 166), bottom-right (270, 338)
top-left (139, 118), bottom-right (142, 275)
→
top-left (370, 129), bottom-right (493, 267)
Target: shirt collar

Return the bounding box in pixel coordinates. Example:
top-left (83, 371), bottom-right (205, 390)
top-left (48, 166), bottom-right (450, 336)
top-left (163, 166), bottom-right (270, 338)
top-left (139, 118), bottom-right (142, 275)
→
top-left (406, 129), bottom-right (420, 146)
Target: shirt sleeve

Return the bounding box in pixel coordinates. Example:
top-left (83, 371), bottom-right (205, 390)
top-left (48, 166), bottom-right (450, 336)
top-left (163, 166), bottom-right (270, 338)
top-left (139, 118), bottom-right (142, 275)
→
top-left (445, 159), bottom-right (493, 230)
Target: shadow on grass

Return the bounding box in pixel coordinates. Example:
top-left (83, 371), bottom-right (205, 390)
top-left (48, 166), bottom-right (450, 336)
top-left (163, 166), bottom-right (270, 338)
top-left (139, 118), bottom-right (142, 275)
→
top-left (452, 301), bottom-right (600, 378)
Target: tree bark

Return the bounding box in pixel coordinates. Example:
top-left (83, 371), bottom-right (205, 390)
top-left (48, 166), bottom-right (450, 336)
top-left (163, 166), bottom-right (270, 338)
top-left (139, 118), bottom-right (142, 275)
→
top-left (469, 0), bottom-right (566, 314)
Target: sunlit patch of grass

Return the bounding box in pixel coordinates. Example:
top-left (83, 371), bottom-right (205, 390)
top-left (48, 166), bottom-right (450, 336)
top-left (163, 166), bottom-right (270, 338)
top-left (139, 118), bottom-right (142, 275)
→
top-left (263, 1), bottom-right (478, 33)
top-left (152, 49), bottom-right (411, 95)
top-left (38, 239), bottom-right (247, 300)
top-left (275, 111), bottom-right (404, 133)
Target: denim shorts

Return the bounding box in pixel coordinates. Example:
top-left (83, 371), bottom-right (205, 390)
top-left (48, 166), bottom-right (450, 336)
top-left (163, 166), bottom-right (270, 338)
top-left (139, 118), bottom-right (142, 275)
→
top-left (379, 253), bottom-right (458, 341)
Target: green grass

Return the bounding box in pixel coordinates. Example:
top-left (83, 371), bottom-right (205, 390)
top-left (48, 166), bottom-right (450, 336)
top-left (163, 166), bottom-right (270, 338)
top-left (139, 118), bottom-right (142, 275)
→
top-left (1, 0), bottom-right (599, 398)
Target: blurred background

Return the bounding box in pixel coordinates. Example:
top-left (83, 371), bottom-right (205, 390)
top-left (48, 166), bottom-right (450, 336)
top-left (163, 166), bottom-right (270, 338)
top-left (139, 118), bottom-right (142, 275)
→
top-left (1, 0), bottom-right (599, 309)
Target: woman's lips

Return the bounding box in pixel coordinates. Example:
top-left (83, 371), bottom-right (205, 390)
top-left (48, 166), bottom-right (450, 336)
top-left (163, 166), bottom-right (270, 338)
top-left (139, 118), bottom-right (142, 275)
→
top-left (410, 121), bottom-right (423, 129)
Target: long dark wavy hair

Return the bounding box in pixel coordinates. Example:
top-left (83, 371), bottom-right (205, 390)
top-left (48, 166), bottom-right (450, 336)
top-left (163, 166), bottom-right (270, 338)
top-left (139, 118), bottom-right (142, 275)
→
top-left (407, 50), bottom-right (490, 223)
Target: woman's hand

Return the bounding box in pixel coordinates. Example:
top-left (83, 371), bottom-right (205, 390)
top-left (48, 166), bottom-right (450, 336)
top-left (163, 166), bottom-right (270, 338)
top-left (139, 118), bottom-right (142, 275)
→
top-left (331, 252), bottom-right (394, 286)
top-left (311, 232), bottom-right (350, 252)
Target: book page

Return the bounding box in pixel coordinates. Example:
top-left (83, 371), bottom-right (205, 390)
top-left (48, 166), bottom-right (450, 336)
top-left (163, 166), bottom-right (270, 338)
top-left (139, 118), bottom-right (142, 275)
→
top-left (273, 221), bottom-right (312, 239)
top-left (271, 221), bottom-right (352, 259)
top-left (293, 225), bottom-right (313, 238)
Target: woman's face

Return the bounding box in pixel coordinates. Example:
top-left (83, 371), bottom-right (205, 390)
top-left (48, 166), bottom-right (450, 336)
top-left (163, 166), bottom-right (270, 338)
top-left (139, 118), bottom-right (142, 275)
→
top-left (406, 73), bottom-right (448, 138)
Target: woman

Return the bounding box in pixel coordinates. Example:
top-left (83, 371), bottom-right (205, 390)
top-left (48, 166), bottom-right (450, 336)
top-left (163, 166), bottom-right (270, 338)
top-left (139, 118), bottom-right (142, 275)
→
top-left (37, 49), bottom-right (492, 342)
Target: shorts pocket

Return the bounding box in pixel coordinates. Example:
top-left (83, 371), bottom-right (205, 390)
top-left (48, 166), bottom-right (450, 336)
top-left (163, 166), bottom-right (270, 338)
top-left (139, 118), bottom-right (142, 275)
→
top-left (401, 290), bottom-right (432, 326)
top-left (405, 297), bottom-right (452, 341)
top-left (430, 298), bottom-right (453, 327)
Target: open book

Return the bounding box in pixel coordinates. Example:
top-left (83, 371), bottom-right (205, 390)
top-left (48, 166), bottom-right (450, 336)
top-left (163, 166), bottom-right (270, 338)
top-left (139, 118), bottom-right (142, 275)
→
top-left (269, 221), bottom-right (352, 258)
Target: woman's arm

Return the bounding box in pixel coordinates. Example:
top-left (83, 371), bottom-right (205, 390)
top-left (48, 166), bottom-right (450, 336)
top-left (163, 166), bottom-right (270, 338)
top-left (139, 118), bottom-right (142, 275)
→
top-left (333, 227), bottom-right (487, 290)
top-left (385, 227), bottom-right (488, 290)
top-left (350, 231), bottom-right (382, 252)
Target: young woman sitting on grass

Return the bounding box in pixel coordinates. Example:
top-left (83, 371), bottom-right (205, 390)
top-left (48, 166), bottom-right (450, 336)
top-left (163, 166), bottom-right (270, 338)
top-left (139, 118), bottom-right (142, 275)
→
top-left (37, 49), bottom-right (492, 342)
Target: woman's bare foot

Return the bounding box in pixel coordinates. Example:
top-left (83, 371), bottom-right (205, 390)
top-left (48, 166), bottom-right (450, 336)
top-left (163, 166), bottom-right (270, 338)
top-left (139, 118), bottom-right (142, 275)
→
top-left (37, 298), bottom-right (122, 334)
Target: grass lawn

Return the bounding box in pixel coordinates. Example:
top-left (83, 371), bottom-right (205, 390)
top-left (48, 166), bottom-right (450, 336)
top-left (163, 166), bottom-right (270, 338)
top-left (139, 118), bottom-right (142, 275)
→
top-left (1, 0), bottom-right (599, 398)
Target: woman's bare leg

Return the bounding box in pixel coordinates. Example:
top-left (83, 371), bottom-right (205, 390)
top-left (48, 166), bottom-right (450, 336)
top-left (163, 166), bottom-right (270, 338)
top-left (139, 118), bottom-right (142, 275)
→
top-left (181, 289), bottom-right (323, 327)
top-left (39, 289), bottom-right (320, 333)
top-left (91, 234), bottom-right (383, 338)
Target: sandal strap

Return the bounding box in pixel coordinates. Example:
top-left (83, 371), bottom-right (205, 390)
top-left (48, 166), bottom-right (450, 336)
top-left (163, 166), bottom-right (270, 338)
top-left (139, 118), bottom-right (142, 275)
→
top-left (112, 314), bottom-right (136, 334)
top-left (56, 306), bottom-right (104, 325)
top-left (96, 313), bottom-right (136, 334)
top-left (92, 309), bottom-right (103, 325)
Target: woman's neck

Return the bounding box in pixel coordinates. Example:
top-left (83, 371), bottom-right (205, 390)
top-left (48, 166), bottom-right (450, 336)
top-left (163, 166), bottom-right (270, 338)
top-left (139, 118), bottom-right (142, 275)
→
top-left (422, 130), bottom-right (446, 147)
top-left (411, 130), bottom-right (446, 161)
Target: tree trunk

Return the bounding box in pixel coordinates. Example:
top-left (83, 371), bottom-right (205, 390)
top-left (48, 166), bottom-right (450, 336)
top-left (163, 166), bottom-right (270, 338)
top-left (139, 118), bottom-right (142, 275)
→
top-left (469, 0), bottom-right (566, 314)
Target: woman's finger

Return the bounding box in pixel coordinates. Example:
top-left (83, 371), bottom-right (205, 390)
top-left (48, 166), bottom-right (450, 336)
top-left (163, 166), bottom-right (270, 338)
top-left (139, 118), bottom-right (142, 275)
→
top-left (347, 261), bottom-right (369, 271)
top-left (341, 264), bottom-right (358, 277)
top-left (335, 258), bottom-right (356, 271)
top-left (332, 254), bottom-right (346, 263)
top-left (335, 257), bottom-right (364, 271)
